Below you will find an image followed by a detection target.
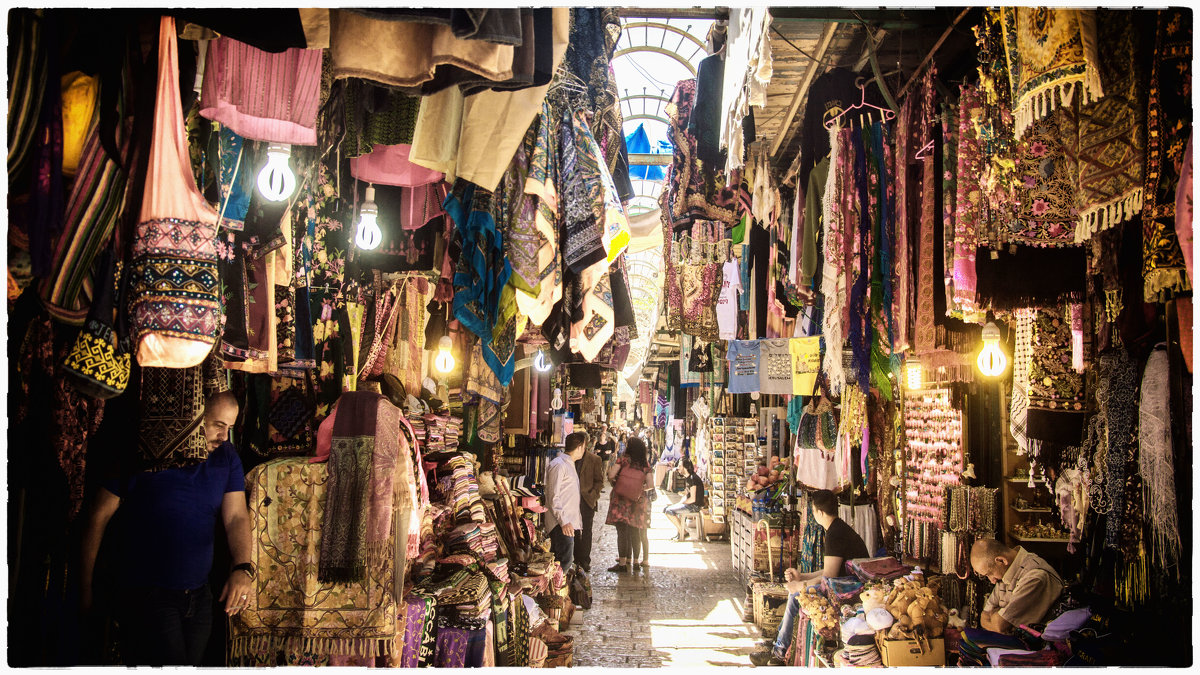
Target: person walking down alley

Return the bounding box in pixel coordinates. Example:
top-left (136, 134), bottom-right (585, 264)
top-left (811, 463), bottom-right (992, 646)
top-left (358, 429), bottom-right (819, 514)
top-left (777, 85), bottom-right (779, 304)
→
top-left (546, 432), bottom-right (587, 568)
top-left (605, 437), bottom-right (656, 573)
top-left (575, 434), bottom-right (605, 573)
top-left (79, 391), bottom-right (254, 666)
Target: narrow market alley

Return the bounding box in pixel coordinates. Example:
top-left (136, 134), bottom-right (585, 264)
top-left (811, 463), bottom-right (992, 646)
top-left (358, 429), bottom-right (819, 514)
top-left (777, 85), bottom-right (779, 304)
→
top-left (567, 487), bottom-right (762, 667)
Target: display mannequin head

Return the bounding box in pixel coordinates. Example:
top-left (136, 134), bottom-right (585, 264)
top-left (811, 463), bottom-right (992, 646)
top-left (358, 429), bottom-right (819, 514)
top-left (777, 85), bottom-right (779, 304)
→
top-left (811, 489), bottom-right (839, 530)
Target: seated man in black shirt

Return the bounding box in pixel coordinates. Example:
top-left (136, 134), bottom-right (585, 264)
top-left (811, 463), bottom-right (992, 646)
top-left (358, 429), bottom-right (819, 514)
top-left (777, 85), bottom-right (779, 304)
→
top-left (663, 459), bottom-right (705, 541)
top-left (750, 490), bottom-right (868, 666)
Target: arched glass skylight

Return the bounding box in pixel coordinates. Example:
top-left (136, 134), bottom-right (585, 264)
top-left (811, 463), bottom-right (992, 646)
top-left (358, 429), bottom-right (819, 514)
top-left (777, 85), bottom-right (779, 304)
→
top-left (613, 17), bottom-right (714, 216)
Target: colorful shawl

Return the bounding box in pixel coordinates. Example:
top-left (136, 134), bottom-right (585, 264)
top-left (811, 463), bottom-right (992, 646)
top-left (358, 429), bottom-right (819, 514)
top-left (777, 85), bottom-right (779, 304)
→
top-left (318, 391), bottom-right (397, 583)
top-left (1065, 11), bottom-right (1145, 242)
top-left (513, 107), bottom-right (562, 327)
top-left (819, 126), bottom-right (848, 393)
top-left (559, 105), bottom-right (606, 273)
top-left (1025, 307), bottom-right (1086, 444)
top-left (1006, 110), bottom-right (1081, 247)
top-left (231, 456), bottom-right (404, 662)
top-left (1142, 8), bottom-right (1192, 301)
top-left (1000, 8), bottom-right (1103, 139)
top-left (955, 85), bottom-right (988, 312)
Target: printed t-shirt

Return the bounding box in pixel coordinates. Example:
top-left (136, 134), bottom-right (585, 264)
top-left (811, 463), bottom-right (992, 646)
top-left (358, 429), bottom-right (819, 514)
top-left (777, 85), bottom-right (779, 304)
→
top-left (104, 442), bottom-right (246, 590)
top-left (758, 338), bottom-right (793, 395)
top-left (717, 259), bottom-right (742, 340)
top-left (789, 336), bottom-right (821, 395)
top-left (726, 340), bottom-right (761, 393)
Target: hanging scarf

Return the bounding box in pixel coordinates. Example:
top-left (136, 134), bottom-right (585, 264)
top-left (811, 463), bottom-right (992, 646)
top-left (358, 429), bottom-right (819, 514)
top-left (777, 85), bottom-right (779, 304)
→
top-left (954, 85), bottom-right (988, 314)
top-left (1009, 309), bottom-right (1035, 455)
top-left (820, 125), bottom-right (848, 393)
top-left (999, 8), bottom-right (1103, 139)
top-left (913, 75), bottom-right (938, 352)
top-left (137, 348), bottom-right (225, 471)
top-left (1142, 8), bottom-right (1192, 302)
top-left (1004, 110), bottom-right (1081, 246)
top-left (1138, 347), bottom-right (1179, 576)
top-left (941, 103), bottom-right (964, 314)
top-left (847, 128), bottom-right (872, 393)
top-left (1025, 307), bottom-right (1086, 444)
top-left (318, 391), bottom-right (381, 583)
top-left (559, 106), bottom-right (606, 273)
top-left (892, 93), bottom-right (914, 349)
top-left (1065, 11), bottom-right (1145, 242)
top-left (1178, 134), bottom-right (1194, 285)
top-left (1099, 351), bottom-right (1138, 550)
top-left (514, 106), bottom-right (562, 327)
top-left (869, 121), bottom-right (897, 399)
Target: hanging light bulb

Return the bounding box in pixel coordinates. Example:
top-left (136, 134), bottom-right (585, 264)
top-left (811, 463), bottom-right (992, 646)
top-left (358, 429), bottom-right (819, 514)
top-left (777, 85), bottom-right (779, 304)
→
top-left (976, 321), bottom-right (1008, 377)
top-left (534, 349), bottom-right (552, 373)
top-left (356, 186), bottom-right (382, 250)
top-left (257, 143), bottom-right (296, 202)
top-left (905, 359), bottom-right (923, 390)
top-left (434, 335), bottom-right (455, 374)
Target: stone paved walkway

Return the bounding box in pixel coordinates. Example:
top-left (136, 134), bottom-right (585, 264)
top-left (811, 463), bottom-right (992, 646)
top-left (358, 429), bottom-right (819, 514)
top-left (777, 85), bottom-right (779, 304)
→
top-left (564, 486), bottom-right (763, 668)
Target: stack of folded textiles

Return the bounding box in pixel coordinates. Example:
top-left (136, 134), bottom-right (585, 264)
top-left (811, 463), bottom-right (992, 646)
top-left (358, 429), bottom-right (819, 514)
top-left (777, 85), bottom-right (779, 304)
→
top-left (487, 558), bottom-right (510, 584)
top-left (846, 556), bottom-right (911, 582)
top-left (834, 637), bottom-right (883, 667)
top-left (957, 627), bottom-right (1027, 666)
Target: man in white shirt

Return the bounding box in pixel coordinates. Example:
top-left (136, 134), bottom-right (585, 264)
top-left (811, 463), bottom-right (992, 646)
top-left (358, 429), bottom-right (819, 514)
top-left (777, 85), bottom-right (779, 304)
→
top-left (545, 432), bottom-right (587, 568)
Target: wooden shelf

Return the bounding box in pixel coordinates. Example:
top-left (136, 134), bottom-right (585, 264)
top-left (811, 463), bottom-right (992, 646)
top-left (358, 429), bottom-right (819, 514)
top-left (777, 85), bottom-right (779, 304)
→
top-left (1007, 477), bottom-right (1047, 483)
top-left (1011, 507), bottom-right (1053, 514)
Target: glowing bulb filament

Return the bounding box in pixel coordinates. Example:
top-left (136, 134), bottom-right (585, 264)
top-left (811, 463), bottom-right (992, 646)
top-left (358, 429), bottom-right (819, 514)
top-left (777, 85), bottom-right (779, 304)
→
top-left (257, 144), bottom-right (296, 202)
top-left (976, 322), bottom-right (1008, 377)
top-left (534, 350), bottom-right (551, 372)
top-left (434, 335), bottom-right (455, 373)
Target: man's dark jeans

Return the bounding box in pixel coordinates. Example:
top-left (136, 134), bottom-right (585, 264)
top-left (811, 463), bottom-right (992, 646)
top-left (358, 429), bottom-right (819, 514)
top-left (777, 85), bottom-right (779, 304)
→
top-left (575, 502), bottom-right (597, 571)
top-left (119, 583), bottom-right (213, 666)
top-left (549, 524), bottom-right (576, 569)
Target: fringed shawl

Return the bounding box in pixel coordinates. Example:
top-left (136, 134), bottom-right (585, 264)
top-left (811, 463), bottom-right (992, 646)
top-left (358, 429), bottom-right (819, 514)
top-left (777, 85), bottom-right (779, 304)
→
top-left (231, 454), bottom-right (406, 663)
top-left (1025, 307), bottom-right (1086, 444)
top-left (819, 125), bottom-right (848, 393)
top-left (1065, 11), bottom-right (1145, 242)
top-left (1138, 348), bottom-right (1179, 577)
top-left (1000, 8), bottom-right (1103, 139)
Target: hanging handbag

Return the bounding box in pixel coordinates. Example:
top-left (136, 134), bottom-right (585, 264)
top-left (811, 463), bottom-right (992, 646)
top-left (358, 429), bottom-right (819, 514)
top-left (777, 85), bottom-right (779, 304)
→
top-left (614, 463), bottom-right (647, 502)
top-left (62, 246), bottom-right (131, 399)
top-left (568, 567), bottom-right (593, 610)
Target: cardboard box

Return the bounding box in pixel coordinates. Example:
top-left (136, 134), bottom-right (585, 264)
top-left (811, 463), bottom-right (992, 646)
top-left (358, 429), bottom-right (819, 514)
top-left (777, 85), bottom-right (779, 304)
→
top-left (875, 635), bottom-right (945, 667)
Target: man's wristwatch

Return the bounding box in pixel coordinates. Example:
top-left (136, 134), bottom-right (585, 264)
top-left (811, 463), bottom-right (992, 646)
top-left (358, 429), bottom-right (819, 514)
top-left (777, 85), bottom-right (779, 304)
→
top-left (232, 562), bottom-right (256, 579)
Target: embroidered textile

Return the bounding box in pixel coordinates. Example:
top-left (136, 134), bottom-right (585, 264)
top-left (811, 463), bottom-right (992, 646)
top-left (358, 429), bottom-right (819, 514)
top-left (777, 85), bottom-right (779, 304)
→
top-left (1002, 111), bottom-right (1081, 246)
top-left (131, 18), bottom-right (221, 368)
top-left (913, 72), bottom-right (939, 352)
top-left (1064, 12), bottom-right (1145, 242)
top-left (230, 457), bottom-right (404, 662)
top-left (448, 181), bottom-right (513, 370)
top-left (820, 126), bottom-right (849, 393)
top-left (137, 348), bottom-right (225, 471)
top-left (520, 102), bottom-right (564, 326)
top-left (1026, 307), bottom-right (1086, 444)
top-left (1139, 348), bottom-right (1180, 576)
top-left (666, 78), bottom-right (739, 229)
top-left (999, 8), bottom-right (1103, 138)
top-left (1142, 8), bottom-right (1192, 301)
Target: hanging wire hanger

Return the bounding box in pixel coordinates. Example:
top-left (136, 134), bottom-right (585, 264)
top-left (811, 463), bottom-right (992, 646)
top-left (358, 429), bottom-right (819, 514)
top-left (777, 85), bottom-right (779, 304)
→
top-left (824, 77), bottom-right (898, 130)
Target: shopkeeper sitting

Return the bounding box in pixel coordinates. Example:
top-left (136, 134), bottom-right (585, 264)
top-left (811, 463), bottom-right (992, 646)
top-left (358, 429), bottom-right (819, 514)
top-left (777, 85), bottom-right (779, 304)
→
top-left (79, 392), bottom-right (253, 666)
top-left (971, 539), bottom-right (1064, 633)
top-left (750, 490), bottom-right (868, 667)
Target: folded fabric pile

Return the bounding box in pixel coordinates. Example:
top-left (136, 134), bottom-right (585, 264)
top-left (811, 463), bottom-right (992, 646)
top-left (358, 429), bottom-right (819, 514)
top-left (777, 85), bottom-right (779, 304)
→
top-left (847, 556), bottom-right (912, 582)
top-left (822, 575), bottom-right (864, 603)
top-left (487, 557), bottom-right (510, 585)
top-left (834, 636), bottom-right (882, 667)
top-left (444, 520), bottom-right (501, 561)
top-left (435, 454), bottom-right (487, 523)
top-left (988, 647), bottom-right (1068, 667)
top-left (958, 627), bottom-right (1027, 666)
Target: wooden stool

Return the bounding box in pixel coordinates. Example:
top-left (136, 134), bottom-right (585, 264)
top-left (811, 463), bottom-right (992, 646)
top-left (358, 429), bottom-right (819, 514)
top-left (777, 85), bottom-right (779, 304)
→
top-left (680, 511), bottom-right (708, 542)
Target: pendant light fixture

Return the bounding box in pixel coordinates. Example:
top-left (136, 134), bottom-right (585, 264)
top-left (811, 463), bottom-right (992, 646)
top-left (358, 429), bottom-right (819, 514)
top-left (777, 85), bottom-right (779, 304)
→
top-left (534, 348), bottom-right (552, 373)
top-left (257, 143), bottom-right (296, 202)
top-left (355, 185), bottom-right (382, 250)
top-left (976, 321), bottom-right (1008, 377)
top-left (434, 335), bottom-right (455, 374)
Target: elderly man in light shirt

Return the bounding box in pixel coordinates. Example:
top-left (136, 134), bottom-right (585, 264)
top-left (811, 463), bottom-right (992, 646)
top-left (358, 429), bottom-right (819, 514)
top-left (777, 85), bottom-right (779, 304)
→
top-left (545, 431), bottom-right (588, 568)
top-left (971, 538), bottom-right (1064, 633)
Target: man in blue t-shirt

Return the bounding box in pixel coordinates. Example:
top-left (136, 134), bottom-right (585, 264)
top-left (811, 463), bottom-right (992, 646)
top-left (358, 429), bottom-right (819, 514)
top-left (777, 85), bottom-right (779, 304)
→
top-left (80, 391), bottom-right (253, 666)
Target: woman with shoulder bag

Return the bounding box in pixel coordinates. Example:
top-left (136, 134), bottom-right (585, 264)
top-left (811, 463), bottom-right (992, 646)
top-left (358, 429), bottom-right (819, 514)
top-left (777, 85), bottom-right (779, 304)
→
top-left (604, 437), bottom-right (655, 573)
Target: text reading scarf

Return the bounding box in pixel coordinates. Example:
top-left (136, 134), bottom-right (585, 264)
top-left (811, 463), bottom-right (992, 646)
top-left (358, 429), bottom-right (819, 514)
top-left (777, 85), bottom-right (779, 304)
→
top-left (1000, 8), bottom-right (1103, 139)
top-left (231, 456), bottom-right (404, 662)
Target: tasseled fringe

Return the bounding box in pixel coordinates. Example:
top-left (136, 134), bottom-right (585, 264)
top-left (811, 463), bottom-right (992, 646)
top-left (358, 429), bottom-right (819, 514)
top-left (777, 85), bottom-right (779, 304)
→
top-left (229, 633), bottom-right (398, 661)
top-left (1015, 75), bottom-right (1105, 139)
top-left (1075, 189), bottom-right (1144, 243)
top-left (1143, 267), bottom-right (1193, 303)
